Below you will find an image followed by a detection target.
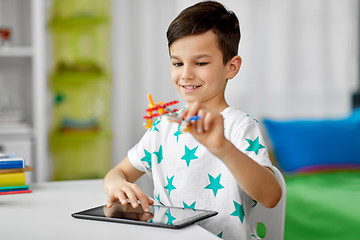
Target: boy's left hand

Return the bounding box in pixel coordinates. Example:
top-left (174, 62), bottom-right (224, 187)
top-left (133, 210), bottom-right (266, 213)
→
top-left (179, 102), bottom-right (228, 156)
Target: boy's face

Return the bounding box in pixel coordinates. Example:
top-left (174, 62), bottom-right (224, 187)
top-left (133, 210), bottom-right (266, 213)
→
top-left (169, 31), bottom-right (239, 111)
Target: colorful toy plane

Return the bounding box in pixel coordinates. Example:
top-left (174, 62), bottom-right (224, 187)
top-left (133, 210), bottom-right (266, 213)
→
top-left (143, 94), bottom-right (199, 132)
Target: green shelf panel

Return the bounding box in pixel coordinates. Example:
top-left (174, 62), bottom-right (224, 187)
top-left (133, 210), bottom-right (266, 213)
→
top-left (50, 0), bottom-right (111, 20)
top-left (48, 22), bottom-right (111, 73)
top-left (49, 71), bottom-right (112, 84)
top-left (49, 73), bottom-right (112, 132)
top-left (49, 131), bottom-right (112, 181)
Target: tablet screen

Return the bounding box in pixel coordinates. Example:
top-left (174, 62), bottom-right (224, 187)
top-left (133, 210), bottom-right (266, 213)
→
top-left (72, 202), bottom-right (217, 229)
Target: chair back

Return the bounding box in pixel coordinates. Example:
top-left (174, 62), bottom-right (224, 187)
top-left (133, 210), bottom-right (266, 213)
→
top-left (248, 166), bottom-right (286, 240)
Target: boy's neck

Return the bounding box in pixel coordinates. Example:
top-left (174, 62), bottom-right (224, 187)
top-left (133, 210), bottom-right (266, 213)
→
top-left (201, 98), bottom-right (229, 113)
top-left (213, 102), bottom-right (229, 113)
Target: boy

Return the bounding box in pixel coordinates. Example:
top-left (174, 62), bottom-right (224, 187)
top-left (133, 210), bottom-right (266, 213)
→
top-left (104, 1), bottom-right (282, 239)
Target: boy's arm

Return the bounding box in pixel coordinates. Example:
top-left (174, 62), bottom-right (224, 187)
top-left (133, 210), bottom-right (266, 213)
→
top-left (180, 102), bottom-right (282, 208)
top-left (103, 156), bottom-right (154, 212)
top-left (214, 140), bottom-right (282, 208)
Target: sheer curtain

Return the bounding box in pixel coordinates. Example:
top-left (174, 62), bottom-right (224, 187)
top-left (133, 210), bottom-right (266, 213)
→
top-left (111, 0), bottom-right (358, 190)
top-left (111, 0), bottom-right (177, 193)
top-left (223, 0), bottom-right (358, 119)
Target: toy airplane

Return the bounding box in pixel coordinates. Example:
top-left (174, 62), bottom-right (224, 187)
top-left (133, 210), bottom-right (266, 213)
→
top-left (143, 94), bottom-right (199, 133)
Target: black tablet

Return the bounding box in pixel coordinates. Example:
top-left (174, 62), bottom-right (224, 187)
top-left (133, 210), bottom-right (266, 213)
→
top-left (72, 202), bottom-right (218, 229)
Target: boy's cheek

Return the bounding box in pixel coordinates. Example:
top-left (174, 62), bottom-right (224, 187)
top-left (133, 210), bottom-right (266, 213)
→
top-left (170, 73), bottom-right (180, 85)
top-left (170, 77), bottom-right (178, 86)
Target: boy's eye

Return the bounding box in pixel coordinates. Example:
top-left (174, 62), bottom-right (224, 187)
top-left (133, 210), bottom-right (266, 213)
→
top-left (173, 62), bottom-right (183, 67)
top-left (197, 62), bottom-right (208, 66)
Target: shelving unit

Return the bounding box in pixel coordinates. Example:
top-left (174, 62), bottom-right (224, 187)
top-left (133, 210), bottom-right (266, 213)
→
top-left (0, 0), bottom-right (47, 182)
top-left (0, 47), bottom-right (33, 57)
top-left (47, 0), bottom-right (112, 180)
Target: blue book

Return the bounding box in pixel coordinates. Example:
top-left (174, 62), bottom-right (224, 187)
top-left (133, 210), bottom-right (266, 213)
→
top-left (0, 153), bottom-right (25, 169)
top-left (0, 185), bottom-right (29, 192)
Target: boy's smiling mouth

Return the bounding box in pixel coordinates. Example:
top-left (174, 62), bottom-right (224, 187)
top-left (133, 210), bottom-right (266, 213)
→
top-left (181, 84), bottom-right (202, 90)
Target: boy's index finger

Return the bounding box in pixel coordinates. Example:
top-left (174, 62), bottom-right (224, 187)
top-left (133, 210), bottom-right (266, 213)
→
top-left (106, 195), bottom-right (117, 208)
top-left (175, 110), bottom-right (200, 123)
top-left (178, 108), bottom-right (189, 119)
top-left (184, 102), bottom-right (203, 120)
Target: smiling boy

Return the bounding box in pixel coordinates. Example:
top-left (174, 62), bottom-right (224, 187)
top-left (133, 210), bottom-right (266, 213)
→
top-left (104, 1), bottom-right (281, 239)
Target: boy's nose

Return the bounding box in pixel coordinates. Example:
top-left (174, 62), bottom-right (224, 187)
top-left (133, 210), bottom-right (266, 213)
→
top-left (181, 65), bottom-right (195, 81)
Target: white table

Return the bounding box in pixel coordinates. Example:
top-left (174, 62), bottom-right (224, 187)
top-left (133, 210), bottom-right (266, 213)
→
top-left (1, 179), bottom-right (219, 240)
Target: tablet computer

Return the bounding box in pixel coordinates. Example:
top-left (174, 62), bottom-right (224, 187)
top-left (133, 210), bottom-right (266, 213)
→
top-left (72, 201), bottom-right (218, 229)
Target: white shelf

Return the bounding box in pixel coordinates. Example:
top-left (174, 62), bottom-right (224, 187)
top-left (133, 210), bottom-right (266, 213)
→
top-left (0, 47), bottom-right (33, 57)
top-left (0, 0), bottom-right (48, 182)
top-left (0, 122), bottom-right (32, 136)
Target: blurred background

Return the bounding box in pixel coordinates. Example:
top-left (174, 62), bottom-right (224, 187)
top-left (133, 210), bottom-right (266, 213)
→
top-left (0, 0), bottom-right (358, 190)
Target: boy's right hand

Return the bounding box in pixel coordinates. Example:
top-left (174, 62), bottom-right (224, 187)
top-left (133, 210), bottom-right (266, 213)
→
top-left (104, 178), bottom-right (154, 213)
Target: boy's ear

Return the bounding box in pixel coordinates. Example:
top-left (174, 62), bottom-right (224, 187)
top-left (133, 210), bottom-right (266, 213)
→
top-left (226, 56), bottom-right (242, 80)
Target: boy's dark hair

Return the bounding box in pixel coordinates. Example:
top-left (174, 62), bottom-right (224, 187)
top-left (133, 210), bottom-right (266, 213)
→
top-left (167, 1), bottom-right (240, 65)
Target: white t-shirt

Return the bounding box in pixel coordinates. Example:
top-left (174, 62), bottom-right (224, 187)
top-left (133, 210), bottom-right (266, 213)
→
top-left (128, 106), bottom-right (273, 240)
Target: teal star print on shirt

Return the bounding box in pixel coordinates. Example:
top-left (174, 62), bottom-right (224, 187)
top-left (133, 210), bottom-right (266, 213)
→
top-left (165, 209), bottom-right (176, 225)
top-left (141, 149), bottom-right (152, 169)
top-left (231, 200), bottom-right (245, 223)
top-left (246, 114), bottom-right (258, 123)
top-left (153, 145), bottom-right (163, 164)
top-left (205, 173), bottom-right (224, 197)
top-left (183, 201), bottom-right (196, 210)
top-left (164, 175), bottom-right (176, 196)
top-left (155, 194), bottom-right (165, 206)
top-left (181, 145), bottom-right (199, 167)
top-left (174, 125), bottom-right (182, 142)
top-left (149, 118), bottom-right (161, 132)
top-left (245, 136), bottom-right (265, 155)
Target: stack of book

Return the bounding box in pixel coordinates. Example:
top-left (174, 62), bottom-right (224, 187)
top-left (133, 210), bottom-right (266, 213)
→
top-left (0, 153), bottom-right (32, 195)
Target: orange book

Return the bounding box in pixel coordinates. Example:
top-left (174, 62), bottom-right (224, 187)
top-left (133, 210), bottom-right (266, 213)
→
top-left (0, 165), bottom-right (33, 174)
top-left (0, 172), bottom-right (26, 187)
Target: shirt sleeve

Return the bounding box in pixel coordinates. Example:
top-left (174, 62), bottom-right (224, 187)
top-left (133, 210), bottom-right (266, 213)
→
top-left (127, 116), bottom-right (171, 178)
top-left (127, 130), bottom-right (153, 175)
top-left (230, 120), bottom-right (273, 168)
